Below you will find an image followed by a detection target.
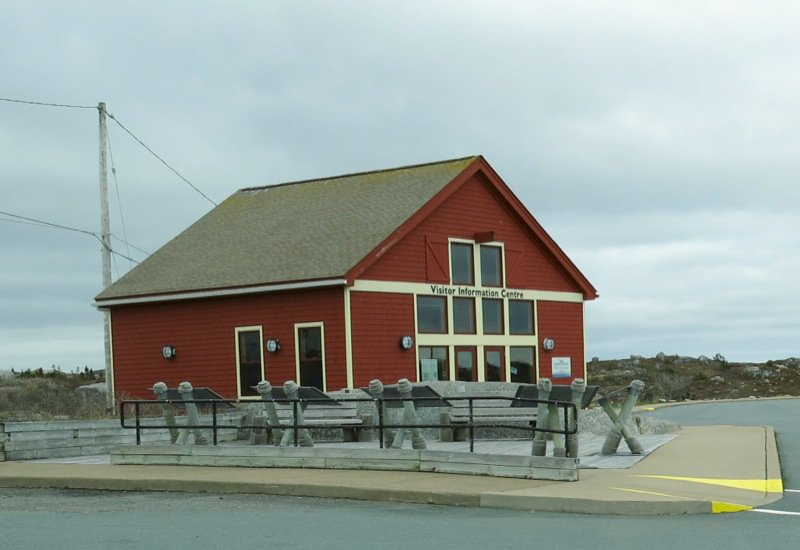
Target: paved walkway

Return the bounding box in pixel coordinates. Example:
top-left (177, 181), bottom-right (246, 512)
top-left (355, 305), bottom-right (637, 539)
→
top-left (0, 425), bottom-right (783, 515)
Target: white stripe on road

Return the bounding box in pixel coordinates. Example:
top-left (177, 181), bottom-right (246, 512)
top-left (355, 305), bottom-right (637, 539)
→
top-left (750, 509), bottom-right (800, 516)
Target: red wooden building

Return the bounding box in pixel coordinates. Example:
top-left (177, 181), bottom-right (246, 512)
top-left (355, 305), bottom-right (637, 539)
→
top-left (95, 156), bottom-right (597, 399)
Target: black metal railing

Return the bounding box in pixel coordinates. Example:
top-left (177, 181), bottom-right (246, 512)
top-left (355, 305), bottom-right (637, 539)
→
top-left (120, 395), bottom-right (578, 454)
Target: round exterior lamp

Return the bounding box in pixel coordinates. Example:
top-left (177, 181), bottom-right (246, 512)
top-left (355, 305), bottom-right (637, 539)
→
top-left (266, 338), bottom-right (281, 353)
top-left (542, 338), bottom-right (555, 352)
top-left (399, 335), bottom-right (414, 350)
top-left (161, 345), bottom-right (176, 360)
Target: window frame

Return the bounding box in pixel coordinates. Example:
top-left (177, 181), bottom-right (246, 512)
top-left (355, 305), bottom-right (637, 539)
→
top-left (479, 245), bottom-right (503, 287)
top-left (449, 242), bottom-right (475, 285)
top-left (481, 298), bottom-right (504, 335)
top-left (509, 299), bottom-right (534, 335)
top-left (416, 295), bottom-right (448, 334)
top-left (294, 322), bottom-right (327, 392)
top-left (418, 345), bottom-right (450, 381)
top-left (455, 346), bottom-right (478, 382)
top-left (235, 326), bottom-right (264, 399)
top-left (509, 346), bottom-right (536, 384)
top-left (452, 297), bottom-right (476, 334)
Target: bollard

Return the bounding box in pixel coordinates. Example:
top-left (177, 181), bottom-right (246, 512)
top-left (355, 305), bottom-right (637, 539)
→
top-left (369, 379), bottom-right (394, 447)
top-left (567, 378), bottom-right (586, 458)
top-left (151, 381), bottom-right (179, 444)
top-left (531, 378), bottom-right (551, 457)
top-left (548, 398), bottom-right (566, 458)
top-left (255, 380), bottom-right (284, 446)
top-left (279, 380), bottom-right (314, 447)
top-left (600, 380), bottom-right (646, 455)
top-left (176, 381), bottom-right (208, 445)
top-left (390, 378), bottom-right (427, 450)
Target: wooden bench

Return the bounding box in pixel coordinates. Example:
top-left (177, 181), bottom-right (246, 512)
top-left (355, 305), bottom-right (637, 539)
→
top-left (243, 401), bottom-right (372, 444)
top-left (440, 384), bottom-right (600, 442)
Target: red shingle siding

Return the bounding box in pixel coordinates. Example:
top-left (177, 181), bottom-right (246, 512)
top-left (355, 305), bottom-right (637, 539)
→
top-left (349, 292), bottom-right (416, 387)
top-left (361, 174), bottom-right (581, 293)
top-left (536, 301), bottom-right (585, 383)
top-left (110, 288), bottom-right (346, 399)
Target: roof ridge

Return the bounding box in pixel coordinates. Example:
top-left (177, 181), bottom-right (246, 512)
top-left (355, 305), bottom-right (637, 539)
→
top-left (238, 155), bottom-right (478, 193)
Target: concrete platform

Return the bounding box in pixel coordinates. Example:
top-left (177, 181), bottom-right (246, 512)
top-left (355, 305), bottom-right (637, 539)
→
top-left (0, 425), bottom-right (783, 515)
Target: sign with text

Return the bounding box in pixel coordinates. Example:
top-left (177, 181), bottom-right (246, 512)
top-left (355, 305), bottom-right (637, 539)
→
top-left (551, 357), bottom-right (572, 378)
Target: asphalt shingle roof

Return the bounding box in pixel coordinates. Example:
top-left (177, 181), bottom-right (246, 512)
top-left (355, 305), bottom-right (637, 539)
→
top-left (96, 156), bottom-right (478, 301)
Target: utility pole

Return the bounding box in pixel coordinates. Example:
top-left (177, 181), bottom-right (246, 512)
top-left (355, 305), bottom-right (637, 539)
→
top-left (98, 102), bottom-right (114, 412)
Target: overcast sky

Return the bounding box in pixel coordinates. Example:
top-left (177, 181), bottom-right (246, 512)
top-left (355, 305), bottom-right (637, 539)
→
top-left (1, 1), bottom-right (798, 373)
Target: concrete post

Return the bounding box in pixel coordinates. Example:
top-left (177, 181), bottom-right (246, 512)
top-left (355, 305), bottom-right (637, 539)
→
top-left (279, 380), bottom-right (314, 447)
top-left (256, 380), bottom-right (284, 446)
top-left (176, 381), bottom-right (208, 445)
top-left (368, 379), bottom-right (394, 447)
top-left (567, 378), bottom-right (586, 458)
top-left (548, 398), bottom-right (567, 458)
top-left (391, 378), bottom-right (427, 450)
top-left (151, 381), bottom-right (178, 444)
top-left (531, 378), bottom-right (551, 457)
top-left (601, 379), bottom-right (646, 455)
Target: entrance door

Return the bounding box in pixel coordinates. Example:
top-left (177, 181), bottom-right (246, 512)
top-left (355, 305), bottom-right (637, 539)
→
top-left (484, 346), bottom-right (505, 382)
top-left (296, 324), bottom-right (325, 391)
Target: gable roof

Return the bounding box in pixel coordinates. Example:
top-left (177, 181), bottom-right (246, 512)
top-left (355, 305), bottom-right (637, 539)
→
top-left (96, 155), bottom-right (598, 305)
top-left (95, 156), bottom-right (479, 303)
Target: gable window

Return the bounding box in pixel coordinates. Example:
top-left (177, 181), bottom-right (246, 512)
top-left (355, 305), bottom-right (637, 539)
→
top-left (479, 245), bottom-right (503, 287)
top-left (509, 300), bottom-right (534, 335)
top-left (453, 297), bottom-right (476, 334)
top-left (417, 296), bottom-right (447, 333)
top-left (450, 242), bottom-right (474, 285)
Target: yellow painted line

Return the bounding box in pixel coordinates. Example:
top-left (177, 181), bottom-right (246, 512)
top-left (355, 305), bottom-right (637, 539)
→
top-left (613, 487), bottom-right (752, 514)
top-left (637, 475), bottom-right (783, 493)
top-left (712, 501), bottom-right (753, 514)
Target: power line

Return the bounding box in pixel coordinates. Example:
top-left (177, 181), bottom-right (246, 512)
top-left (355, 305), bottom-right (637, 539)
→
top-left (0, 97), bottom-right (95, 109)
top-left (0, 210), bottom-right (141, 265)
top-left (107, 130), bottom-right (134, 273)
top-left (106, 112), bottom-right (218, 207)
top-left (2, 96), bottom-right (219, 207)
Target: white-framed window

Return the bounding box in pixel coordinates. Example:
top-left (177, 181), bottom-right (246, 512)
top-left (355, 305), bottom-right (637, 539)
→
top-left (235, 326), bottom-right (264, 399)
top-left (295, 322), bottom-right (326, 391)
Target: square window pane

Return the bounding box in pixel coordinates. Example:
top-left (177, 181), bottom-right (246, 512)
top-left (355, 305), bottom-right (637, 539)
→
top-left (480, 246), bottom-right (502, 287)
top-left (419, 346), bottom-right (449, 381)
top-left (450, 243), bottom-right (474, 285)
top-left (453, 297), bottom-right (475, 334)
top-left (509, 300), bottom-right (534, 334)
top-left (417, 296), bottom-right (447, 333)
top-left (482, 299), bottom-right (503, 334)
top-left (510, 347), bottom-right (535, 384)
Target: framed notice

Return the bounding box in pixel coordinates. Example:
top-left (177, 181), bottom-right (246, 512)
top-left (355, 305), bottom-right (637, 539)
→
top-left (551, 357), bottom-right (572, 379)
top-left (420, 359), bottom-right (439, 381)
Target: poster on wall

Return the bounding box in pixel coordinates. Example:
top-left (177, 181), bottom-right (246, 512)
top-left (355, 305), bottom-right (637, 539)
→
top-left (551, 357), bottom-right (572, 379)
top-left (420, 359), bottom-right (439, 381)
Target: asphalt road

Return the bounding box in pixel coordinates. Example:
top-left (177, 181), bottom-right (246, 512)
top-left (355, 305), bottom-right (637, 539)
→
top-left (1, 399), bottom-right (798, 549)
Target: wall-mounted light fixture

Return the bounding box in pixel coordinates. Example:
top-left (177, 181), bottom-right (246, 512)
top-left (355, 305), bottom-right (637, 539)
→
top-left (161, 345), bottom-right (176, 360)
top-left (542, 338), bottom-right (555, 352)
top-left (399, 335), bottom-right (414, 350)
top-left (265, 338), bottom-right (281, 353)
